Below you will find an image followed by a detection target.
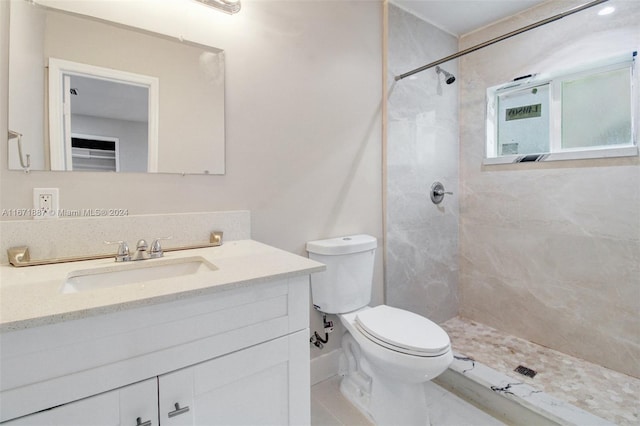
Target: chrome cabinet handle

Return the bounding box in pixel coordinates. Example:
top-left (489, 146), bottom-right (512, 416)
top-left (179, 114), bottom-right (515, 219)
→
top-left (168, 402), bottom-right (190, 418)
top-left (136, 417), bottom-right (152, 426)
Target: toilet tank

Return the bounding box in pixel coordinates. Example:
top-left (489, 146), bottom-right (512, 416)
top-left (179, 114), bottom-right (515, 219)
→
top-left (306, 235), bottom-right (377, 314)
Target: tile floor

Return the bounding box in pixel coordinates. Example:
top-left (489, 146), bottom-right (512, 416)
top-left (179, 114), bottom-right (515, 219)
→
top-left (441, 316), bottom-right (640, 426)
top-left (311, 317), bottom-right (639, 425)
top-left (311, 375), bottom-right (506, 426)
top-left (311, 376), bottom-right (373, 426)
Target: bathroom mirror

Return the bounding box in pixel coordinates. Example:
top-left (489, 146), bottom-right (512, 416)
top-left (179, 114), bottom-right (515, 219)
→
top-left (7, 0), bottom-right (225, 174)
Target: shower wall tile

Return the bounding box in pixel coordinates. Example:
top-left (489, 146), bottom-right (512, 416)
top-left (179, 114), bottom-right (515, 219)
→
top-left (459, 1), bottom-right (640, 377)
top-left (386, 4), bottom-right (459, 323)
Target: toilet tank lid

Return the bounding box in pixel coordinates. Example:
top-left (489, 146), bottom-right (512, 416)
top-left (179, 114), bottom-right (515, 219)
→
top-left (306, 234), bottom-right (377, 255)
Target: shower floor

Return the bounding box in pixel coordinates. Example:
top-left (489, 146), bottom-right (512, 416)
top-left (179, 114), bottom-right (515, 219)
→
top-left (440, 317), bottom-right (639, 425)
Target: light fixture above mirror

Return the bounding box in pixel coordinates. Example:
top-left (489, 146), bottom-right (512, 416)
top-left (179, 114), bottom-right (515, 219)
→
top-left (195, 0), bottom-right (241, 14)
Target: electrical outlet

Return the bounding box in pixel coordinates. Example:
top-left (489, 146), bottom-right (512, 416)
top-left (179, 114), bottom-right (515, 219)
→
top-left (40, 194), bottom-right (52, 211)
top-left (33, 188), bottom-right (59, 219)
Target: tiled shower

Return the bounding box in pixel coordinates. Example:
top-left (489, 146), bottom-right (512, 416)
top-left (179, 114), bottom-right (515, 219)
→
top-left (386, 1), bottom-right (639, 422)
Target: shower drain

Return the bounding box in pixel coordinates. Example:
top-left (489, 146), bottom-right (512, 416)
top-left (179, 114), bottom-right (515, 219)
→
top-left (514, 365), bottom-right (537, 378)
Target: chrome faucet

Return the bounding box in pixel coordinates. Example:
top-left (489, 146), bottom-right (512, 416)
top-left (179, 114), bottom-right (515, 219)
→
top-left (131, 239), bottom-right (151, 261)
top-left (106, 237), bottom-right (172, 262)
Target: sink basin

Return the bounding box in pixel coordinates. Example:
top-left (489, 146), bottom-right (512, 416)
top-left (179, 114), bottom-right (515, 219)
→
top-left (60, 256), bottom-right (217, 294)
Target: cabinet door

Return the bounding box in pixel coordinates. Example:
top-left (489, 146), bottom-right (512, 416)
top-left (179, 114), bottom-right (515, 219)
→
top-left (159, 330), bottom-right (310, 426)
top-left (2, 378), bottom-right (158, 426)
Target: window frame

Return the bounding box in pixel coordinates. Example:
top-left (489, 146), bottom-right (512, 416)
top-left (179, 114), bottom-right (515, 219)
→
top-left (484, 52), bottom-right (637, 165)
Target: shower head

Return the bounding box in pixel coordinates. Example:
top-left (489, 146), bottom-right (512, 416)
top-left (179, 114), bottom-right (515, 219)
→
top-left (436, 66), bottom-right (456, 85)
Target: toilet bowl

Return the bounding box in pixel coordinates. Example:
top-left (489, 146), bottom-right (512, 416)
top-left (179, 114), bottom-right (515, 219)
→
top-left (341, 305), bottom-right (452, 383)
top-left (337, 305), bottom-right (452, 425)
top-left (307, 235), bottom-right (453, 425)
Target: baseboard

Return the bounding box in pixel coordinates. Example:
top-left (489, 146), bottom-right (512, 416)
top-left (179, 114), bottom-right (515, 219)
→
top-left (310, 348), bottom-right (342, 385)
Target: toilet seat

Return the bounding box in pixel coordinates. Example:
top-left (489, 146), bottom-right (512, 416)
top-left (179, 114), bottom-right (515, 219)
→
top-left (354, 305), bottom-right (450, 357)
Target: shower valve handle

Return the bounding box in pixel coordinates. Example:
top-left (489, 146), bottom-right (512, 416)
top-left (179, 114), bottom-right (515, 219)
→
top-left (434, 188), bottom-right (453, 196)
top-left (430, 182), bottom-right (453, 205)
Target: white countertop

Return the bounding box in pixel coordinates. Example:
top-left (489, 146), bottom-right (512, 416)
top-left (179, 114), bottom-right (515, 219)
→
top-left (0, 240), bottom-right (325, 332)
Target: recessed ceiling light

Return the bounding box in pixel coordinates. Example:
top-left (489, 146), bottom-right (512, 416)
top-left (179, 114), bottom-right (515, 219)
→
top-left (598, 6), bottom-right (615, 16)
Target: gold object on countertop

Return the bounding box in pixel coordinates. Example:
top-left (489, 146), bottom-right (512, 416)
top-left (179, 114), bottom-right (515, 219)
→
top-left (7, 231), bottom-right (224, 267)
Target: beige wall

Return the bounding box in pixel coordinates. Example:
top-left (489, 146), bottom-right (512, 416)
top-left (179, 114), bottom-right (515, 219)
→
top-left (459, 0), bottom-right (640, 377)
top-left (0, 0), bottom-right (384, 358)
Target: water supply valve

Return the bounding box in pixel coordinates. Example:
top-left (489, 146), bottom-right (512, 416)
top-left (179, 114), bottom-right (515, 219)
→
top-left (310, 334), bottom-right (324, 349)
top-left (310, 314), bottom-right (334, 349)
top-left (323, 315), bottom-right (334, 334)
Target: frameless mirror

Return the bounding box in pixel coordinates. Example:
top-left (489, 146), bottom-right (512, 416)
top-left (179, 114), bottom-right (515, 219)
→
top-left (7, 0), bottom-right (225, 174)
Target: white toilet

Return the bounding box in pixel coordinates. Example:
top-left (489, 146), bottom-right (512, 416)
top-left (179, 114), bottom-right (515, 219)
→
top-left (307, 234), bottom-right (453, 426)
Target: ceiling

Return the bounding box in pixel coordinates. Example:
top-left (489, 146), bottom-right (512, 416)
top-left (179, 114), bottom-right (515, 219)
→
top-left (391, 0), bottom-right (548, 36)
top-left (70, 75), bottom-right (149, 123)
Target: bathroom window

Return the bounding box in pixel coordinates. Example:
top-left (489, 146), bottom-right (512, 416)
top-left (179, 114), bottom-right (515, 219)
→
top-left (485, 52), bottom-right (637, 164)
top-left (495, 83), bottom-right (550, 157)
top-left (560, 66), bottom-right (632, 150)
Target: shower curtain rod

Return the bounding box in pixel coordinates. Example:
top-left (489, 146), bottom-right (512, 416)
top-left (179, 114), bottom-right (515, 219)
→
top-left (394, 0), bottom-right (610, 81)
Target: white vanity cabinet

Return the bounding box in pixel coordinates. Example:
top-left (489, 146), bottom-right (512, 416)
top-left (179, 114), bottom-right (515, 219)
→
top-left (159, 331), bottom-right (308, 426)
top-left (0, 275), bottom-right (311, 425)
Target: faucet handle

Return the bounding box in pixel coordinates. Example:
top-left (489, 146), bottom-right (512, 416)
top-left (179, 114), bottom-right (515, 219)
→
top-left (104, 240), bottom-right (130, 262)
top-left (150, 236), bottom-right (172, 258)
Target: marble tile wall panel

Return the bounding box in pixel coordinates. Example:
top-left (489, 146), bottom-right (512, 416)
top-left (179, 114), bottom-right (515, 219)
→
top-left (386, 4), bottom-right (459, 323)
top-left (0, 210), bottom-right (250, 263)
top-left (458, 0), bottom-right (640, 377)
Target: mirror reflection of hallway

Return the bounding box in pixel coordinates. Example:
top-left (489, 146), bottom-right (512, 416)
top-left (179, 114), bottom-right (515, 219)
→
top-left (67, 75), bottom-right (148, 172)
top-left (48, 58), bottom-right (158, 172)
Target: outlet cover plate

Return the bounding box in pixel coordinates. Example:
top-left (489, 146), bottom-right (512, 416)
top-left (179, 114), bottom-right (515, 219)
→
top-left (33, 188), bottom-right (59, 219)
